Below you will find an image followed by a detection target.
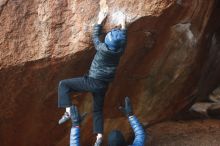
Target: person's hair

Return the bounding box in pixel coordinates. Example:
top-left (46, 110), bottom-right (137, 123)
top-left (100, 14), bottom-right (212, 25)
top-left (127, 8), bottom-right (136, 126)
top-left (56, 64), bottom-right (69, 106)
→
top-left (107, 130), bottom-right (126, 146)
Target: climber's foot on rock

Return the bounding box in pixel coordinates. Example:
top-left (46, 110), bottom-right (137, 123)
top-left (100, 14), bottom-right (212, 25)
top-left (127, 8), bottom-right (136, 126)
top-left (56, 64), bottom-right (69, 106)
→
top-left (58, 112), bottom-right (70, 124)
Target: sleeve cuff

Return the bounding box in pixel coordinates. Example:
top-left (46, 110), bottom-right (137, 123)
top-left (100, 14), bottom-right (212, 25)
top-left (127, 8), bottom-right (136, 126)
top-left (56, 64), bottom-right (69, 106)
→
top-left (95, 24), bottom-right (102, 27)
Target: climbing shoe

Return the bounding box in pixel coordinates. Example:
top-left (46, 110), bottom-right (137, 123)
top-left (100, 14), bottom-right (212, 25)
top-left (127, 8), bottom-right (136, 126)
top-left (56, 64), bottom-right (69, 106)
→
top-left (94, 138), bottom-right (102, 146)
top-left (58, 112), bottom-right (70, 124)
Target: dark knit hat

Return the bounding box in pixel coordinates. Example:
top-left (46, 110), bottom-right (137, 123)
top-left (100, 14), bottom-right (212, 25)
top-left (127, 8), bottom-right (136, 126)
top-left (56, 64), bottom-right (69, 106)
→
top-left (104, 29), bottom-right (126, 51)
top-left (108, 130), bottom-right (126, 146)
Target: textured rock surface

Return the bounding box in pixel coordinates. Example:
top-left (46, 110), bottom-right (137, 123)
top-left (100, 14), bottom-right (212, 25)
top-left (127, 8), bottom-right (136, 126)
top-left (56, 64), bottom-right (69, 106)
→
top-left (209, 86), bottom-right (220, 102)
top-left (0, 0), bottom-right (219, 146)
top-left (147, 120), bottom-right (220, 146)
top-left (197, 2), bottom-right (220, 102)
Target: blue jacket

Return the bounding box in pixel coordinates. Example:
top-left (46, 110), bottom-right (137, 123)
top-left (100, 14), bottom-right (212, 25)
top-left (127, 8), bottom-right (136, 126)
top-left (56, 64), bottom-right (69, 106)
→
top-left (88, 24), bottom-right (127, 82)
top-left (70, 127), bottom-right (80, 146)
top-left (70, 115), bottom-right (146, 146)
top-left (128, 116), bottom-right (146, 146)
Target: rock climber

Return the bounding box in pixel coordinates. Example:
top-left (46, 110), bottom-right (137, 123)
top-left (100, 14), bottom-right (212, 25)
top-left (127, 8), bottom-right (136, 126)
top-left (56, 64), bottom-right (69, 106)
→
top-left (69, 97), bottom-right (146, 146)
top-left (57, 9), bottom-right (127, 143)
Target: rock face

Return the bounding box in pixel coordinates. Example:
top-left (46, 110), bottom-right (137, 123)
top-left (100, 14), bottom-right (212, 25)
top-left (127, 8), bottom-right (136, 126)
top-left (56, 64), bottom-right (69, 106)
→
top-left (209, 86), bottom-right (220, 102)
top-left (197, 20), bottom-right (220, 101)
top-left (0, 0), bottom-right (219, 145)
top-left (147, 120), bottom-right (220, 146)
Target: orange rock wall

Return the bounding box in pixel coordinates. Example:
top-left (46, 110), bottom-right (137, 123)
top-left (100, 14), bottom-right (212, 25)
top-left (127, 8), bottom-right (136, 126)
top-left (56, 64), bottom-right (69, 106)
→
top-left (147, 120), bottom-right (220, 146)
top-left (0, 0), bottom-right (218, 145)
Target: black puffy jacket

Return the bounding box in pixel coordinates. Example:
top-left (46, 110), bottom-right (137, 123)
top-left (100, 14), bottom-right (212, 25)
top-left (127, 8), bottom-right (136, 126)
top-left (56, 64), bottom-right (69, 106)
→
top-left (88, 24), bottom-right (127, 82)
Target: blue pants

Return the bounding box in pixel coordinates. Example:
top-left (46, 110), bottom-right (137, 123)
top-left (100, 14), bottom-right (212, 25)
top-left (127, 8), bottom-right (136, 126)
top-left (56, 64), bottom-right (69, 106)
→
top-left (58, 75), bottom-right (108, 133)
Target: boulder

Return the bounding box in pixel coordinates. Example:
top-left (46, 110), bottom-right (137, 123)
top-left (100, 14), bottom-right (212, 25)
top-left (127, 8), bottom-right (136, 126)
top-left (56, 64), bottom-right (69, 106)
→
top-left (209, 86), bottom-right (220, 103)
top-left (147, 119), bottom-right (220, 146)
top-left (0, 0), bottom-right (219, 145)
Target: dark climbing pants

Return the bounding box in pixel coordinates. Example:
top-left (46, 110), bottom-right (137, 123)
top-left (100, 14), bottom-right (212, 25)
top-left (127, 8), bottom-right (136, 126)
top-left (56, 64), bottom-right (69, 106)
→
top-left (58, 75), bottom-right (108, 134)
